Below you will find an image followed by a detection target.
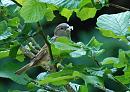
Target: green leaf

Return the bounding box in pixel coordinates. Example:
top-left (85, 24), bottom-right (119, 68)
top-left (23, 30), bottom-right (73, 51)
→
top-left (79, 0), bottom-right (92, 8)
top-left (0, 20), bottom-right (7, 33)
top-left (102, 50), bottom-right (128, 68)
top-left (0, 71), bottom-right (30, 85)
top-left (40, 0), bottom-right (94, 21)
top-left (85, 76), bottom-right (103, 86)
top-left (60, 8), bottom-right (73, 21)
top-left (101, 57), bottom-right (119, 65)
top-left (114, 49), bottom-right (128, 68)
top-left (125, 50), bottom-right (130, 57)
top-left (0, 60), bottom-right (31, 85)
top-left (8, 89), bottom-right (22, 92)
top-left (53, 42), bottom-right (78, 50)
top-left (86, 36), bottom-right (103, 50)
top-left (115, 66), bottom-right (130, 84)
top-left (20, 0), bottom-right (46, 23)
top-left (0, 30), bottom-right (12, 40)
top-left (115, 75), bottom-right (130, 84)
top-left (53, 37), bottom-right (79, 51)
top-left (7, 17), bottom-right (20, 27)
top-left (38, 67), bottom-right (85, 86)
top-left (76, 7), bottom-right (97, 21)
top-left (45, 8), bottom-right (55, 21)
top-left (40, 0), bottom-right (81, 9)
top-left (70, 49), bottom-right (86, 58)
top-left (55, 37), bottom-right (74, 45)
top-left (97, 11), bottom-right (130, 37)
top-left (39, 71), bottom-right (76, 86)
top-left (16, 49), bottom-right (25, 62)
top-left (9, 44), bottom-right (20, 58)
top-left (79, 85), bottom-right (88, 92)
top-left (81, 74), bottom-right (104, 86)
top-left (39, 75), bottom-right (74, 86)
top-left (27, 82), bottom-right (37, 91)
top-left (0, 50), bottom-right (9, 59)
top-left (97, 28), bottom-right (125, 39)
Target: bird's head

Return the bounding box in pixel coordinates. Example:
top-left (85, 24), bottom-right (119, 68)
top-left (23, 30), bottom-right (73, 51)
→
top-left (54, 23), bottom-right (73, 39)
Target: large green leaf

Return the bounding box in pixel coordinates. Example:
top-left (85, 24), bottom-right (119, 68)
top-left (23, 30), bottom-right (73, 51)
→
top-left (0, 60), bottom-right (31, 85)
top-left (97, 28), bottom-right (125, 39)
top-left (20, 0), bottom-right (97, 22)
top-left (101, 57), bottom-right (119, 65)
top-left (44, 8), bottom-right (55, 21)
top-left (97, 11), bottom-right (130, 38)
top-left (51, 37), bottom-right (81, 57)
top-left (76, 7), bottom-right (97, 21)
top-left (40, 0), bottom-right (93, 9)
top-left (20, 0), bottom-right (46, 23)
top-left (39, 70), bottom-right (78, 86)
top-left (40, 0), bottom-right (82, 9)
top-left (60, 8), bottom-right (73, 21)
top-left (0, 71), bottom-right (31, 85)
top-left (38, 66), bottom-right (85, 86)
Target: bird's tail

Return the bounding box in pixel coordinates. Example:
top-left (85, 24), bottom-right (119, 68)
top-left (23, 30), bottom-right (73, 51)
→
top-left (15, 62), bottom-right (33, 75)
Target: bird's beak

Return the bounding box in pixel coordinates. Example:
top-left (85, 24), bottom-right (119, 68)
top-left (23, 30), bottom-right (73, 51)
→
top-left (67, 26), bottom-right (73, 31)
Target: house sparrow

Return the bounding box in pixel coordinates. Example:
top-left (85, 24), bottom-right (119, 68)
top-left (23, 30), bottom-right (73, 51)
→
top-left (15, 23), bottom-right (73, 75)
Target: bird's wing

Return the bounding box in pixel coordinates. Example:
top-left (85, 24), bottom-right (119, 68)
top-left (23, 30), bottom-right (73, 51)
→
top-left (15, 44), bottom-right (49, 75)
top-left (15, 61), bottom-right (34, 75)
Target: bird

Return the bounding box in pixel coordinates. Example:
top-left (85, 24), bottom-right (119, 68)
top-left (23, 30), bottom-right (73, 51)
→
top-left (15, 23), bottom-right (73, 75)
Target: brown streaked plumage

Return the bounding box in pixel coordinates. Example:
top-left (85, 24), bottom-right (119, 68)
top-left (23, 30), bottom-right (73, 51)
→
top-left (15, 23), bottom-right (73, 75)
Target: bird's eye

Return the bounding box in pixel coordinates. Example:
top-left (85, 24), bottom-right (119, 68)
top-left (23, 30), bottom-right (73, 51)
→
top-left (60, 27), bottom-right (63, 30)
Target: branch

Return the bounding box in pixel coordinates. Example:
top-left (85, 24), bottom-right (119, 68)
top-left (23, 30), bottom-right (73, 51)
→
top-left (11, 0), bottom-right (22, 7)
top-left (29, 37), bottom-right (41, 50)
top-left (20, 46), bottom-right (35, 59)
top-left (37, 22), bottom-right (54, 61)
top-left (109, 3), bottom-right (130, 11)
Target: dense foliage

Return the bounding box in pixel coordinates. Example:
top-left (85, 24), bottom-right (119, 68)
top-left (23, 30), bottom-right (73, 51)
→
top-left (0, 0), bottom-right (130, 92)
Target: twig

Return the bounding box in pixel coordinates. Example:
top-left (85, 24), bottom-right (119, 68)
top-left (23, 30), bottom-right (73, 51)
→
top-left (29, 37), bottom-right (41, 50)
top-left (109, 3), bottom-right (130, 11)
top-left (37, 22), bottom-right (54, 61)
top-left (10, 0), bottom-right (22, 7)
top-left (20, 45), bottom-right (35, 59)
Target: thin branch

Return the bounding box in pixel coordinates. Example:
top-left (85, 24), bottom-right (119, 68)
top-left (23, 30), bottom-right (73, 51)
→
top-left (37, 22), bottom-right (54, 61)
top-left (11, 0), bottom-right (22, 7)
top-left (29, 37), bottom-right (41, 50)
top-left (20, 46), bottom-right (35, 59)
top-left (109, 3), bottom-right (130, 11)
